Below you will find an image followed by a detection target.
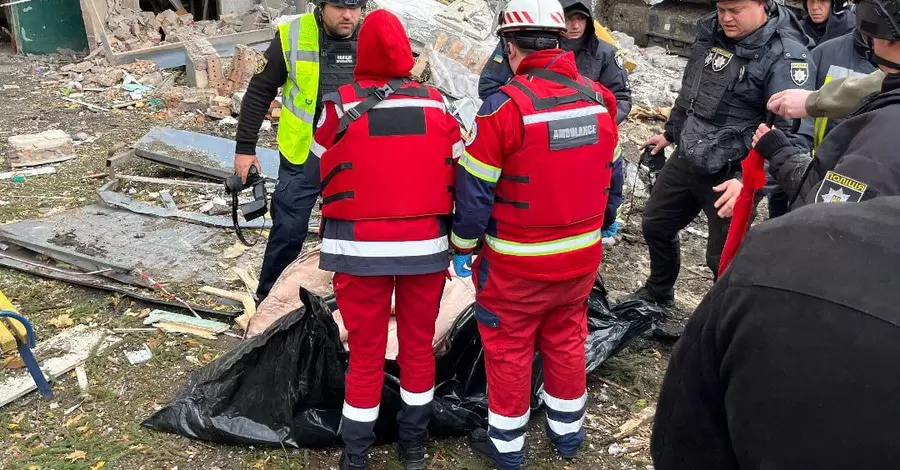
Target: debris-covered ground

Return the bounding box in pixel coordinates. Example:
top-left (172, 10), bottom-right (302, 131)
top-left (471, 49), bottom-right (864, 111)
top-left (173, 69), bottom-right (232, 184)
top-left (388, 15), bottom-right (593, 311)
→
top-left (0, 30), bottom-right (725, 468)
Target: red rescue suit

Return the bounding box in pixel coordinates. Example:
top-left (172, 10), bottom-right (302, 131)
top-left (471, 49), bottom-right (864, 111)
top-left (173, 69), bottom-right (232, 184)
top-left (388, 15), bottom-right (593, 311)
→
top-left (450, 49), bottom-right (618, 467)
top-left (306, 10), bottom-right (462, 462)
top-left (320, 81), bottom-right (456, 221)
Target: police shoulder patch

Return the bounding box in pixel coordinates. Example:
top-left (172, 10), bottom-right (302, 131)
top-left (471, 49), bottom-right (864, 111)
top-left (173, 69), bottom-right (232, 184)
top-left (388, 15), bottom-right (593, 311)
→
top-left (708, 47), bottom-right (733, 72)
top-left (255, 56), bottom-right (268, 75)
top-left (614, 50), bottom-right (626, 70)
top-left (790, 62), bottom-right (809, 86)
top-left (814, 170), bottom-right (867, 204)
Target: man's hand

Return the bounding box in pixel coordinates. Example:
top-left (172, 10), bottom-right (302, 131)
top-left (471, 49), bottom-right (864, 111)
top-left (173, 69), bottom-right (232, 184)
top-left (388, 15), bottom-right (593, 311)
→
top-left (643, 133), bottom-right (671, 155)
top-left (713, 179), bottom-right (742, 218)
top-left (234, 153), bottom-right (261, 184)
top-left (753, 123), bottom-right (772, 148)
top-left (767, 90), bottom-right (813, 119)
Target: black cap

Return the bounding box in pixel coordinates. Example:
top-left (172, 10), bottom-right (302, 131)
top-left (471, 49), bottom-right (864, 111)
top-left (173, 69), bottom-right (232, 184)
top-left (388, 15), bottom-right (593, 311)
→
top-left (319, 0), bottom-right (367, 7)
top-left (856, 0), bottom-right (900, 40)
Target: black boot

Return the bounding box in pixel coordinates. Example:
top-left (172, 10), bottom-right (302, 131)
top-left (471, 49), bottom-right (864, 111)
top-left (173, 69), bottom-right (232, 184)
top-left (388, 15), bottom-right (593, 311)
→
top-left (468, 428), bottom-right (521, 470)
top-left (620, 286), bottom-right (675, 309)
top-left (397, 440), bottom-right (426, 470)
top-left (339, 450), bottom-right (367, 470)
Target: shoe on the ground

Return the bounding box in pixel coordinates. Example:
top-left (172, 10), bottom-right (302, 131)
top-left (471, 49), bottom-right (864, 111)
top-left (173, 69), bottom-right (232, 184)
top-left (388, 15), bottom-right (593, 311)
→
top-left (339, 450), bottom-right (367, 470)
top-left (396, 440), bottom-right (426, 470)
top-left (468, 428), bottom-right (521, 470)
top-left (620, 286), bottom-right (675, 309)
top-left (556, 444), bottom-right (579, 459)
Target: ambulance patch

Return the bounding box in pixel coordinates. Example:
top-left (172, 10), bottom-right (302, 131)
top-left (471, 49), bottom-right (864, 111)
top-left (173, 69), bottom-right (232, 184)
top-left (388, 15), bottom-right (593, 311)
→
top-left (708, 47), bottom-right (733, 72)
top-left (791, 62), bottom-right (809, 86)
top-left (548, 115), bottom-right (598, 151)
top-left (614, 50), bottom-right (626, 70)
top-left (815, 171), bottom-right (867, 203)
top-left (255, 56), bottom-right (268, 74)
top-left (463, 121), bottom-right (478, 146)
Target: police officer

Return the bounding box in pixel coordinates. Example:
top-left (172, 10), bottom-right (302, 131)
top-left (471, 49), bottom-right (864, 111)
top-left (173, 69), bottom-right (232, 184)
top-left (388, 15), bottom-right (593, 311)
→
top-left (234, 0), bottom-right (363, 302)
top-left (479, 0), bottom-right (632, 240)
top-left (303, 9), bottom-right (462, 470)
top-left (652, 196), bottom-right (900, 470)
top-left (450, 0), bottom-right (619, 467)
top-left (753, 0), bottom-right (900, 209)
top-left (799, 30), bottom-right (877, 153)
top-left (800, 0), bottom-right (856, 45)
top-left (626, 0), bottom-right (815, 308)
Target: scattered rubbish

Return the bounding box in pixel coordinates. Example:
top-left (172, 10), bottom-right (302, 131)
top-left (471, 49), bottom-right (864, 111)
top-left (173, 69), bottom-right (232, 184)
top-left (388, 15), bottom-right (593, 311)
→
top-left (49, 314), bottom-right (75, 328)
top-left (125, 344), bottom-right (153, 365)
top-left (98, 189), bottom-right (272, 229)
top-left (2, 84), bottom-right (21, 90)
top-left (145, 309), bottom-right (230, 340)
top-left (75, 365), bottom-right (90, 393)
top-left (684, 227), bottom-right (709, 239)
top-left (0, 166), bottom-right (56, 182)
top-left (221, 242), bottom-right (250, 260)
top-left (115, 174), bottom-right (220, 189)
top-left (158, 190), bottom-right (178, 210)
top-left (143, 279), bottom-right (663, 447)
top-left (62, 96), bottom-right (111, 113)
top-left (219, 116), bottom-right (239, 126)
top-left (112, 328), bottom-right (158, 334)
top-left (134, 127), bottom-right (279, 181)
top-left (614, 405), bottom-right (656, 441)
top-left (7, 131), bottom-right (75, 169)
top-left (608, 442), bottom-right (626, 456)
top-left (199, 286), bottom-right (256, 332)
top-left (0, 325), bottom-right (120, 408)
top-left (259, 120), bottom-right (272, 132)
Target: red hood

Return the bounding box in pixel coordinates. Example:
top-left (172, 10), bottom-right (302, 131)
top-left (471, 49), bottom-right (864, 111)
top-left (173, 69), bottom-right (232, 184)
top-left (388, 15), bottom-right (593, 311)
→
top-left (354, 9), bottom-right (415, 83)
top-left (515, 49), bottom-right (580, 79)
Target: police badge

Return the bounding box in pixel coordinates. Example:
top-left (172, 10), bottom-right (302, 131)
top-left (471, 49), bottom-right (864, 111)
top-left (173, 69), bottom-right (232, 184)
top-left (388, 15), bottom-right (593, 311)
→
top-left (614, 50), bottom-right (626, 70)
top-left (709, 47), bottom-right (733, 72)
top-left (815, 171), bottom-right (867, 203)
top-left (790, 62), bottom-right (809, 86)
top-left (255, 56), bottom-right (268, 75)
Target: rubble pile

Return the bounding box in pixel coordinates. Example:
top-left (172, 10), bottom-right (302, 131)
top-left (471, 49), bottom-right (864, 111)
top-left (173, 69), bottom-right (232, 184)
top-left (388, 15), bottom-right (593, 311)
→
top-left (104, 5), bottom-right (273, 53)
top-left (59, 58), bottom-right (159, 89)
top-left (614, 32), bottom-right (688, 108)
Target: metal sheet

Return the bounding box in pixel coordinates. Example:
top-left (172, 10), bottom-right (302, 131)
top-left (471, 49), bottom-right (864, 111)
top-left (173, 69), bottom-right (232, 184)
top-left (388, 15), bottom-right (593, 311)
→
top-left (0, 249), bottom-right (240, 317)
top-left (99, 190), bottom-right (273, 229)
top-left (0, 205), bottom-right (263, 287)
top-left (134, 127), bottom-right (280, 181)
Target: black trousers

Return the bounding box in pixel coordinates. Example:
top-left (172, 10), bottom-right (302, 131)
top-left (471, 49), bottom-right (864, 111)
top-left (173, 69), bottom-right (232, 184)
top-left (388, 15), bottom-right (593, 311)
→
top-left (641, 153), bottom-right (748, 299)
top-left (257, 156), bottom-right (319, 300)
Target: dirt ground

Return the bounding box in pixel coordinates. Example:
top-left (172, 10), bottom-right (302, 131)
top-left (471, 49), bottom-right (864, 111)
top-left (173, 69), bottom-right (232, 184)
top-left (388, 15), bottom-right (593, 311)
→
top-left (0, 47), bottom-right (728, 470)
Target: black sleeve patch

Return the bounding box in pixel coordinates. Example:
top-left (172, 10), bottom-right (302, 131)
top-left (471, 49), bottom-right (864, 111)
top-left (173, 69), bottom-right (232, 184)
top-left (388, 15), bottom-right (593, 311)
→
top-left (814, 171), bottom-right (867, 203)
top-left (548, 115), bottom-right (599, 151)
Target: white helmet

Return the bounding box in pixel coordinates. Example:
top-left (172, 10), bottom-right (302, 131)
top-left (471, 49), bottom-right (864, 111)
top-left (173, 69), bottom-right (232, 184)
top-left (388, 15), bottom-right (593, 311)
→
top-left (496, 0), bottom-right (568, 35)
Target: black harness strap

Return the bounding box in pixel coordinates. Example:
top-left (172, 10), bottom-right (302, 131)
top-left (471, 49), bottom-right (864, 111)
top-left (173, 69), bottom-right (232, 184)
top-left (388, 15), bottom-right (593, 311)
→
top-left (525, 69), bottom-right (606, 106)
top-left (320, 162), bottom-right (352, 190)
top-left (322, 191), bottom-right (355, 205)
top-left (338, 78), bottom-right (412, 136)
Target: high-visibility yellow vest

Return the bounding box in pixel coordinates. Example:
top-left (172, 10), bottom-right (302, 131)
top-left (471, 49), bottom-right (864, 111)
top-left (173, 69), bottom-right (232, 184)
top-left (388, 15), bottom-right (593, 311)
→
top-left (277, 14), bottom-right (320, 165)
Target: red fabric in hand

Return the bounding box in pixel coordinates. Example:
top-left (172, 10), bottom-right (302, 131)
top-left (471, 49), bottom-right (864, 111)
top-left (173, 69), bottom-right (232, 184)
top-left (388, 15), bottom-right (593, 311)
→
top-left (719, 150), bottom-right (766, 277)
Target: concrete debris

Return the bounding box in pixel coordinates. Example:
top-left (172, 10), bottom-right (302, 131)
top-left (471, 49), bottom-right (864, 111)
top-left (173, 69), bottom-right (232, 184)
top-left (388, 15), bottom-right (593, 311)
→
top-left (141, 71), bottom-right (164, 87)
top-left (613, 31), bottom-right (687, 108)
top-left (230, 91), bottom-right (245, 115)
top-left (7, 130), bottom-right (76, 169)
top-left (105, 6), bottom-right (267, 53)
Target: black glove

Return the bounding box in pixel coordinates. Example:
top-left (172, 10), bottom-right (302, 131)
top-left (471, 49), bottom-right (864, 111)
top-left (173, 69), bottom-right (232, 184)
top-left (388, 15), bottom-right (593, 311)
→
top-left (755, 128), bottom-right (791, 161)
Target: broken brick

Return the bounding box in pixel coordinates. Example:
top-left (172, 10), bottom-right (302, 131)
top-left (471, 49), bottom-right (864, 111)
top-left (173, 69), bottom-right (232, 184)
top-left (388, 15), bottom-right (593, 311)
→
top-left (7, 130), bottom-right (75, 169)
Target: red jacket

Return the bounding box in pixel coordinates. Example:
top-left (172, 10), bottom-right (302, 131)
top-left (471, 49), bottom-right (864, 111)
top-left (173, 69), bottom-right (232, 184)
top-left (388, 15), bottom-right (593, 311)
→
top-left (451, 50), bottom-right (618, 281)
top-left (307, 10), bottom-right (462, 276)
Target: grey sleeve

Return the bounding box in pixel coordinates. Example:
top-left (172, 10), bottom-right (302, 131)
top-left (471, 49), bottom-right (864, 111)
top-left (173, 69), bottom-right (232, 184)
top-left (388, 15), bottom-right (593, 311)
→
top-left (767, 54), bottom-right (817, 151)
top-left (806, 70), bottom-right (887, 118)
top-left (595, 45), bottom-right (632, 124)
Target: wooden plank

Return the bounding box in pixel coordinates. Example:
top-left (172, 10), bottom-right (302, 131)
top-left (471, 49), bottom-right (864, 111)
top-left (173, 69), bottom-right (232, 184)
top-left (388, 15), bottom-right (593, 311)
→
top-left (232, 267), bottom-right (259, 294)
top-left (200, 286), bottom-right (256, 331)
top-left (106, 149), bottom-right (135, 169)
top-left (0, 325), bottom-right (120, 409)
top-left (153, 322), bottom-right (218, 340)
top-left (144, 310), bottom-right (230, 334)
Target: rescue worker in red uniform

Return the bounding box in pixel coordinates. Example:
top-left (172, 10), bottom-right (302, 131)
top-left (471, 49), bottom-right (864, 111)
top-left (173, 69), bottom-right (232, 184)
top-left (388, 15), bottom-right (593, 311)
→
top-left (303, 9), bottom-right (463, 470)
top-left (449, 0), bottom-right (619, 468)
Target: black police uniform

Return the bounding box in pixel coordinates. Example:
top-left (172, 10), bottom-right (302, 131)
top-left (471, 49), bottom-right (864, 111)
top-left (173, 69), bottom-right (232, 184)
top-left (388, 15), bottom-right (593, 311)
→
top-left (638, 4), bottom-right (815, 302)
top-left (800, 0), bottom-right (857, 45)
top-left (756, 72), bottom-right (900, 208)
top-left (236, 7), bottom-right (357, 300)
top-left (652, 196), bottom-right (900, 470)
top-left (477, 0), bottom-right (633, 124)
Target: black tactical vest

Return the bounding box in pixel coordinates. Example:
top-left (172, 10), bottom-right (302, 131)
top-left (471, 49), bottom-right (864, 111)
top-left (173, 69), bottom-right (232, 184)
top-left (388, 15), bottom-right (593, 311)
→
top-left (318, 33), bottom-right (357, 98)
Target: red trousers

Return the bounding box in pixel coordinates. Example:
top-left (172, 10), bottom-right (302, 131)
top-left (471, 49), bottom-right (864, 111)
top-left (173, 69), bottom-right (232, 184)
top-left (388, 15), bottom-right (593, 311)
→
top-left (334, 271), bottom-right (446, 412)
top-left (474, 260), bottom-right (595, 462)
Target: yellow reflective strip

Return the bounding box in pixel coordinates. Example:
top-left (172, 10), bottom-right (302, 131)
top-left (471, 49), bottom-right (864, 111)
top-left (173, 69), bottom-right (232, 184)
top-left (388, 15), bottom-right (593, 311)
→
top-left (484, 229), bottom-right (602, 257)
top-left (451, 232), bottom-right (478, 250)
top-left (459, 151), bottom-right (501, 183)
top-left (613, 143), bottom-right (622, 162)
